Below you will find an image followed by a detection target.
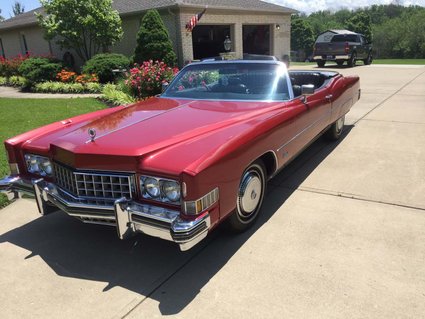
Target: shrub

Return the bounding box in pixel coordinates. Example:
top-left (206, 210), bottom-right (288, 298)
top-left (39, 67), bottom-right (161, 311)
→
top-left (0, 76), bottom-right (7, 85)
top-left (18, 57), bottom-right (62, 83)
top-left (85, 82), bottom-right (102, 93)
top-left (102, 83), bottom-right (135, 106)
top-left (8, 76), bottom-right (28, 88)
top-left (133, 9), bottom-right (177, 66)
top-left (125, 60), bottom-right (178, 98)
top-left (0, 54), bottom-right (30, 77)
top-left (33, 81), bottom-right (103, 94)
top-left (82, 53), bottom-right (130, 83)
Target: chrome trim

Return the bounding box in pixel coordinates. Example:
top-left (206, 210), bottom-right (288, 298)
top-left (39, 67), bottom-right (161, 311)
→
top-left (0, 175), bottom-right (21, 192)
top-left (277, 110), bottom-right (331, 153)
top-left (2, 175), bottom-right (210, 251)
top-left (114, 197), bottom-right (134, 240)
top-left (0, 175), bottom-right (35, 196)
top-left (115, 198), bottom-right (210, 251)
top-left (53, 162), bottom-right (135, 201)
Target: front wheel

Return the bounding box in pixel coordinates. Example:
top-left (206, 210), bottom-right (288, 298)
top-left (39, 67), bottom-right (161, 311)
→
top-left (325, 115), bottom-right (345, 141)
top-left (363, 53), bottom-right (372, 65)
top-left (228, 161), bottom-right (266, 232)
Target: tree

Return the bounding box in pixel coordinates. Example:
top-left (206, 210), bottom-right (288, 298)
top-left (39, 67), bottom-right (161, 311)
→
top-left (346, 12), bottom-right (373, 43)
top-left (291, 16), bottom-right (315, 58)
top-left (133, 9), bottom-right (177, 66)
top-left (37, 0), bottom-right (123, 62)
top-left (0, 9), bottom-right (5, 22)
top-left (12, 1), bottom-right (25, 16)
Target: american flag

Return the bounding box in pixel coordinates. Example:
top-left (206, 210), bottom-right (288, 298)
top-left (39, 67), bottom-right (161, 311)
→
top-left (185, 8), bottom-right (207, 32)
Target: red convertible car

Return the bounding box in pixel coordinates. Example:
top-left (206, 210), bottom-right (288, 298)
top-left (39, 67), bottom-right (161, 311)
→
top-left (0, 60), bottom-right (360, 250)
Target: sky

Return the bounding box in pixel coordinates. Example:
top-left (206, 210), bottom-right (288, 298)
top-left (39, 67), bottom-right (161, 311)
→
top-left (1, 0), bottom-right (425, 18)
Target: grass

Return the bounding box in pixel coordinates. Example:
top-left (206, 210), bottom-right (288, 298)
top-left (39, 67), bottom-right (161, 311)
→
top-left (0, 98), bottom-right (105, 208)
top-left (291, 59), bottom-right (425, 66)
top-left (373, 59), bottom-right (425, 65)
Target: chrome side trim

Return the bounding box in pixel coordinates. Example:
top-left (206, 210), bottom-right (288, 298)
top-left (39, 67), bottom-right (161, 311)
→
top-left (277, 110), bottom-right (331, 153)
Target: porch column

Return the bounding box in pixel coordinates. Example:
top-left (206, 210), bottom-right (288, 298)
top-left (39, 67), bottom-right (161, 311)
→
top-left (233, 22), bottom-right (243, 59)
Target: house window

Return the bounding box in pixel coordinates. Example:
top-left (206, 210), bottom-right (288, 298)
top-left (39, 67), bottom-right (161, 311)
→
top-left (21, 34), bottom-right (28, 55)
top-left (0, 38), bottom-right (5, 58)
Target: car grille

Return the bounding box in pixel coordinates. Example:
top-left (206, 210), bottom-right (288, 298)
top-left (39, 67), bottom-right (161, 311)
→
top-left (53, 162), bottom-right (134, 203)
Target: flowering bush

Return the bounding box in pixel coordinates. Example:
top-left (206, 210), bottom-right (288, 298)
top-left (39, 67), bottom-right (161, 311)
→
top-left (125, 60), bottom-right (178, 98)
top-left (75, 73), bottom-right (98, 84)
top-left (56, 70), bottom-right (98, 84)
top-left (0, 54), bottom-right (30, 77)
top-left (56, 70), bottom-right (76, 82)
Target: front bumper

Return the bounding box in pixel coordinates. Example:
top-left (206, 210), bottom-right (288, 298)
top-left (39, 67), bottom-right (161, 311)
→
top-left (0, 176), bottom-right (210, 251)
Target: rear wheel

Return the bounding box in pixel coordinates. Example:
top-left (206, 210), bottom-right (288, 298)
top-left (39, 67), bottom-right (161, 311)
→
top-left (317, 60), bottom-right (325, 67)
top-left (348, 52), bottom-right (357, 67)
top-left (228, 161), bottom-right (266, 232)
top-left (325, 115), bottom-right (345, 141)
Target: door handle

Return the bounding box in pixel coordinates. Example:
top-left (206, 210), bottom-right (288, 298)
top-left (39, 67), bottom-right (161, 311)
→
top-left (326, 94), bottom-right (333, 99)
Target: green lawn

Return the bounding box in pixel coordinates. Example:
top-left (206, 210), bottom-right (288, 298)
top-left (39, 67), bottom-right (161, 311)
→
top-left (291, 59), bottom-right (425, 66)
top-left (373, 59), bottom-right (425, 65)
top-left (0, 98), bottom-right (105, 207)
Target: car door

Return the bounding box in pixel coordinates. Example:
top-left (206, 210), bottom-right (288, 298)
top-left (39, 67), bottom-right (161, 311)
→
top-left (274, 85), bottom-right (332, 168)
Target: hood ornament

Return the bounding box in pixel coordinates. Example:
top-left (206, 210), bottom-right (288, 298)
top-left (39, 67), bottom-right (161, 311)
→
top-left (88, 128), bottom-right (96, 142)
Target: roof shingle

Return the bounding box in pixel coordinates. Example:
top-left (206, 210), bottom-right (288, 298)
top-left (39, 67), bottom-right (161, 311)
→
top-left (0, 0), bottom-right (295, 31)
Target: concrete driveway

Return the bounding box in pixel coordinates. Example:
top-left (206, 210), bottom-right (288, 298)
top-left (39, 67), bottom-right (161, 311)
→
top-left (1, 64), bottom-right (424, 318)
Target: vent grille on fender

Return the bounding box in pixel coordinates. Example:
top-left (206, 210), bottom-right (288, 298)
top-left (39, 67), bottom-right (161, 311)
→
top-left (53, 162), bottom-right (134, 201)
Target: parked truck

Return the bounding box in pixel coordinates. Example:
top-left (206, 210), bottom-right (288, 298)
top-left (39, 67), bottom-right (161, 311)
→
top-left (313, 31), bottom-right (372, 68)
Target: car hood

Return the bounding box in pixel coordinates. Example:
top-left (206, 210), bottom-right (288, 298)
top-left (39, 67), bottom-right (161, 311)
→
top-left (24, 97), bottom-right (284, 171)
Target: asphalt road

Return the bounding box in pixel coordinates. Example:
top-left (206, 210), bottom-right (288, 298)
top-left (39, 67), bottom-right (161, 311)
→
top-left (1, 64), bottom-right (424, 318)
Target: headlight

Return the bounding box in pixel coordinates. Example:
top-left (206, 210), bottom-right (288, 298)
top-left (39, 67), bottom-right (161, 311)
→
top-left (140, 176), bottom-right (181, 204)
top-left (144, 177), bottom-right (160, 198)
top-left (24, 154), bottom-right (53, 177)
top-left (162, 180), bottom-right (180, 202)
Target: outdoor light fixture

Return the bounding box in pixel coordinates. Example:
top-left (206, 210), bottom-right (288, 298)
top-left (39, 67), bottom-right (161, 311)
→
top-left (276, 24), bottom-right (280, 30)
top-left (223, 36), bottom-right (232, 52)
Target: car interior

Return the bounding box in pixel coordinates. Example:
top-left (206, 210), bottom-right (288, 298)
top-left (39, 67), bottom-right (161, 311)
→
top-left (289, 71), bottom-right (339, 97)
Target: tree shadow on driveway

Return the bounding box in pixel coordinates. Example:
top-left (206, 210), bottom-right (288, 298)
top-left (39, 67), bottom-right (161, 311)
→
top-left (0, 126), bottom-right (354, 315)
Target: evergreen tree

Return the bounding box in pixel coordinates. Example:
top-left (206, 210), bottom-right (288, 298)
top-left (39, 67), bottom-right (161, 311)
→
top-left (12, 1), bottom-right (25, 16)
top-left (133, 9), bottom-right (177, 66)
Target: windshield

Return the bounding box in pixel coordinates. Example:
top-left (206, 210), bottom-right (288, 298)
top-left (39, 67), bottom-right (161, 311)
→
top-left (162, 63), bottom-right (291, 101)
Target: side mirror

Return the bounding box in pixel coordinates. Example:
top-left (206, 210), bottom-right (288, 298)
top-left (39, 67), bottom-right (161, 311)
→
top-left (301, 84), bottom-right (315, 96)
top-left (162, 82), bottom-right (169, 93)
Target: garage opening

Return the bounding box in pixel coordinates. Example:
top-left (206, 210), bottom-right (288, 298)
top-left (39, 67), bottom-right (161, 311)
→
top-left (192, 25), bottom-right (231, 60)
top-left (243, 25), bottom-right (271, 55)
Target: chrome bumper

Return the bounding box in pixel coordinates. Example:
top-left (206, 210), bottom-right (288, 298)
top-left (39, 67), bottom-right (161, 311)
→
top-left (0, 176), bottom-right (210, 251)
top-left (313, 55), bottom-right (351, 60)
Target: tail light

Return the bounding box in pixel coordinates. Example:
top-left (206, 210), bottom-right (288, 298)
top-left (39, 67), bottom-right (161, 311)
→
top-left (344, 42), bottom-right (349, 54)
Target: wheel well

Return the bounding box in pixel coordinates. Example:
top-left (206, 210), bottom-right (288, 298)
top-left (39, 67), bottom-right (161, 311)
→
top-left (258, 151), bottom-right (277, 179)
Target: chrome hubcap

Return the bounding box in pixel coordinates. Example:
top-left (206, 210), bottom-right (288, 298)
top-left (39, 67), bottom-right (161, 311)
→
top-left (238, 173), bottom-right (262, 215)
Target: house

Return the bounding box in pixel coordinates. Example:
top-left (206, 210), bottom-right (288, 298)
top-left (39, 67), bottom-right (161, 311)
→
top-left (0, 0), bottom-right (296, 67)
